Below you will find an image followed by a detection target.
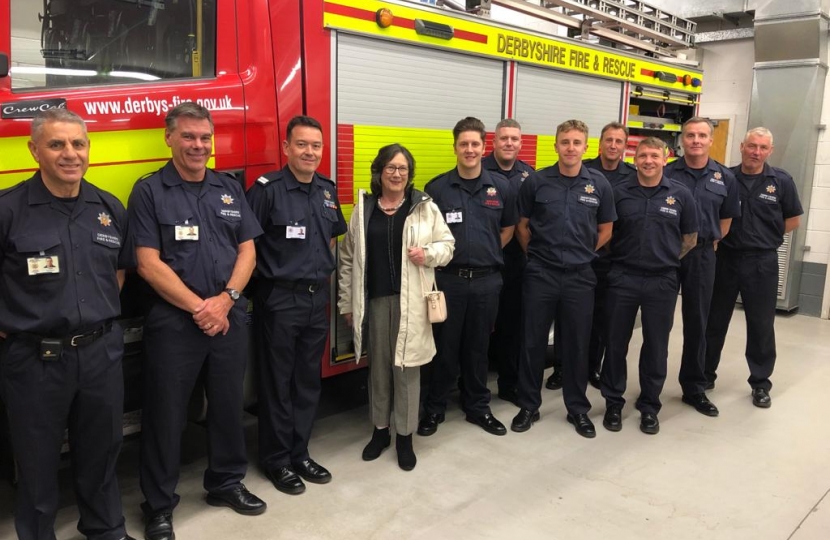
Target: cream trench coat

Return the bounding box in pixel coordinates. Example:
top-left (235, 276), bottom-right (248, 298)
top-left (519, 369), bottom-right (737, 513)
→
top-left (338, 188), bottom-right (455, 368)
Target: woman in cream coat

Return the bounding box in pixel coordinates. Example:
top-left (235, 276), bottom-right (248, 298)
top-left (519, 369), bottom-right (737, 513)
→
top-left (338, 144), bottom-right (455, 471)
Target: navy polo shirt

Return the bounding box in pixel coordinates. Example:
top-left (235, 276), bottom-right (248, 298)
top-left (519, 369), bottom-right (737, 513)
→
top-left (482, 155), bottom-right (534, 263)
top-left (246, 166), bottom-right (347, 282)
top-left (583, 156), bottom-right (638, 186)
top-left (425, 167), bottom-right (518, 268)
top-left (720, 163), bottom-right (803, 251)
top-left (665, 157), bottom-right (740, 242)
top-left (482, 154), bottom-right (535, 185)
top-left (128, 161), bottom-right (262, 299)
top-left (610, 175), bottom-right (699, 272)
top-left (518, 163), bottom-right (616, 268)
top-left (0, 173), bottom-right (128, 334)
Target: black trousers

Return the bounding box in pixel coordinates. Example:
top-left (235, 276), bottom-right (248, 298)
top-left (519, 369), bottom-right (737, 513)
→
top-left (517, 260), bottom-right (595, 414)
top-left (678, 242), bottom-right (716, 396)
top-left (254, 283), bottom-right (330, 470)
top-left (140, 302), bottom-right (248, 516)
top-left (423, 271), bottom-right (501, 417)
top-left (0, 326), bottom-right (126, 540)
top-left (489, 262), bottom-right (523, 392)
top-left (601, 269), bottom-right (678, 415)
top-left (705, 249), bottom-right (779, 391)
top-left (588, 258), bottom-right (612, 375)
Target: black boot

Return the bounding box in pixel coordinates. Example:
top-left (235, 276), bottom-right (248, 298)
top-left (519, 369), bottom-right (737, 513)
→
top-left (362, 427), bottom-right (391, 461)
top-left (396, 434), bottom-right (417, 471)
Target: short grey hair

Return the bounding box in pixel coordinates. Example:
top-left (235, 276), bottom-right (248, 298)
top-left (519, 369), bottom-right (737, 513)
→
top-left (495, 118), bottom-right (522, 131)
top-left (31, 108), bottom-right (87, 141)
top-left (744, 127), bottom-right (774, 146)
top-left (682, 116), bottom-right (714, 136)
top-left (165, 102), bottom-right (214, 132)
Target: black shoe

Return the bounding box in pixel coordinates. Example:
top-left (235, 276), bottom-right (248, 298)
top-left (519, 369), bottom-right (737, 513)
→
top-left (497, 387), bottom-right (519, 406)
top-left (144, 513), bottom-right (174, 540)
top-left (416, 413), bottom-right (445, 436)
top-left (466, 413), bottom-right (507, 436)
top-left (510, 408), bottom-right (540, 433)
top-left (589, 371), bottom-right (601, 390)
top-left (705, 380), bottom-right (715, 391)
top-left (603, 406), bottom-right (622, 432)
top-left (206, 483), bottom-right (267, 516)
top-left (396, 434), bottom-right (417, 471)
top-left (545, 371), bottom-right (563, 390)
top-left (752, 388), bottom-right (771, 408)
top-left (682, 393), bottom-right (719, 417)
top-left (265, 466), bottom-right (306, 495)
top-left (292, 458), bottom-right (332, 484)
top-left (566, 413), bottom-right (596, 438)
top-left (362, 427), bottom-right (391, 461)
top-left (640, 413), bottom-right (659, 435)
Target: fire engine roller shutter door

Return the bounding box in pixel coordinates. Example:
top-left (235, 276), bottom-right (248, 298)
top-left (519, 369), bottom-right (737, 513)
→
top-left (514, 64), bottom-right (623, 145)
top-left (337, 34), bottom-right (504, 133)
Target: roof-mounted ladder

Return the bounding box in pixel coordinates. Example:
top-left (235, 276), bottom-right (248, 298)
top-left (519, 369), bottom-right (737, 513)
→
top-left (487, 0), bottom-right (697, 59)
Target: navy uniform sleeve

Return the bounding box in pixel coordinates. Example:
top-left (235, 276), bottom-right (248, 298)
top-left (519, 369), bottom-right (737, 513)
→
top-left (231, 182), bottom-right (262, 243)
top-left (127, 180), bottom-right (161, 250)
top-left (596, 176), bottom-right (617, 224)
top-left (245, 181), bottom-right (271, 234)
top-left (779, 171), bottom-right (804, 219)
top-left (499, 177), bottom-right (519, 228)
top-left (518, 172), bottom-right (537, 219)
top-left (720, 169), bottom-right (741, 219)
top-left (332, 190), bottom-right (348, 237)
top-left (680, 187), bottom-right (699, 235)
top-left (108, 196), bottom-right (131, 269)
top-left (424, 176), bottom-right (440, 201)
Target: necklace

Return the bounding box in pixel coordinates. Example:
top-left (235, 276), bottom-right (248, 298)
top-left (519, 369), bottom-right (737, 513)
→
top-left (377, 196), bottom-right (405, 212)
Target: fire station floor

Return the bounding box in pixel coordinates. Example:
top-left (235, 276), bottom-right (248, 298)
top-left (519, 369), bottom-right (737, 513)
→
top-left (1, 304), bottom-right (830, 540)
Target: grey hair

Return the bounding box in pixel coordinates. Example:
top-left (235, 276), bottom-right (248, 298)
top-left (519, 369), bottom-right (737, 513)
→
top-left (744, 127), bottom-right (774, 146)
top-left (31, 108), bottom-right (87, 141)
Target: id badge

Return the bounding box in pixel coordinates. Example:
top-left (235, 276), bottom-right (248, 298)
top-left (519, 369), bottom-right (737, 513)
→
top-left (286, 226), bottom-right (307, 239)
top-left (27, 256), bottom-right (60, 275)
top-left (175, 225), bottom-right (199, 241)
top-left (446, 211), bottom-right (463, 224)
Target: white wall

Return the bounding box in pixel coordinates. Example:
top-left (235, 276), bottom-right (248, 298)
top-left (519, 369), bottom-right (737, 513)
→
top-left (806, 67), bottom-right (830, 266)
top-left (697, 39), bottom-right (755, 167)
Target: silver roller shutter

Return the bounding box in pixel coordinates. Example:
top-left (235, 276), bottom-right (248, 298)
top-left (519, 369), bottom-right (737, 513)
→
top-left (514, 64), bottom-right (622, 137)
top-left (337, 33), bottom-right (504, 130)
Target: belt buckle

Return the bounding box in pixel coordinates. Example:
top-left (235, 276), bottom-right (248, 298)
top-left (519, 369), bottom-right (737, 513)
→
top-left (69, 334), bottom-right (83, 347)
top-left (459, 268), bottom-right (473, 279)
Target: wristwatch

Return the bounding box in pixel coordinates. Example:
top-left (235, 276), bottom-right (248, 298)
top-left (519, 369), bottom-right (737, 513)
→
top-left (224, 288), bottom-right (240, 301)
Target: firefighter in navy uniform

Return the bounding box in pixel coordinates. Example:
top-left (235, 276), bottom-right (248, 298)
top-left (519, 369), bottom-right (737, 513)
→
top-left (580, 122), bottom-right (637, 388)
top-left (665, 117), bottom-right (740, 418)
top-left (0, 109), bottom-right (135, 540)
top-left (483, 119), bottom-right (535, 405)
top-left (704, 128), bottom-right (803, 408)
top-left (129, 103), bottom-right (266, 540)
top-left (418, 117), bottom-right (517, 438)
top-left (512, 120), bottom-right (616, 438)
top-left (601, 137), bottom-right (698, 435)
top-left (246, 116), bottom-right (347, 496)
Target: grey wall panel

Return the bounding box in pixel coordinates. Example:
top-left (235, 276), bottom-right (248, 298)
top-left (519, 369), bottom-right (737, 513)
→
top-left (337, 34), bottom-right (504, 130)
top-left (514, 64), bottom-right (622, 137)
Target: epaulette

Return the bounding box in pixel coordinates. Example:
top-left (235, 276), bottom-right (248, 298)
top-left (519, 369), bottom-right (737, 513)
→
top-left (254, 170), bottom-right (285, 187)
top-left (316, 172), bottom-right (335, 185)
top-left (0, 181), bottom-right (25, 198)
top-left (424, 172), bottom-right (447, 188)
top-left (135, 167), bottom-right (164, 184)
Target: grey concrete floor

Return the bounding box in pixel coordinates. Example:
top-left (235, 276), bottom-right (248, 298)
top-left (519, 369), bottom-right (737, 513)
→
top-left (1, 304), bottom-right (829, 540)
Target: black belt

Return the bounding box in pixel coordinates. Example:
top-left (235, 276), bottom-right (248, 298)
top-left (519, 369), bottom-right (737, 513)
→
top-left (16, 321), bottom-right (114, 347)
top-left (617, 266), bottom-right (676, 277)
top-left (438, 266), bottom-right (499, 279)
top-left (271, 278), bottom-right (328, 294)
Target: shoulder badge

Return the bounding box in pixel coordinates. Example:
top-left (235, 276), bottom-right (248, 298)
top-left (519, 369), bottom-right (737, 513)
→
top-left (256, 176), bottom-right (270, 185)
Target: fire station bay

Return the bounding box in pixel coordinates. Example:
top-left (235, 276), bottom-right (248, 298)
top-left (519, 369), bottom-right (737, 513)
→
top-left (1, 1), bottom-right (830, 539)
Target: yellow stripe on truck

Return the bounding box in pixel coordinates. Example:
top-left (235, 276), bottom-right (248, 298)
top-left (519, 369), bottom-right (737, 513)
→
top-left (0, 128), bottom-right (214, 205)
